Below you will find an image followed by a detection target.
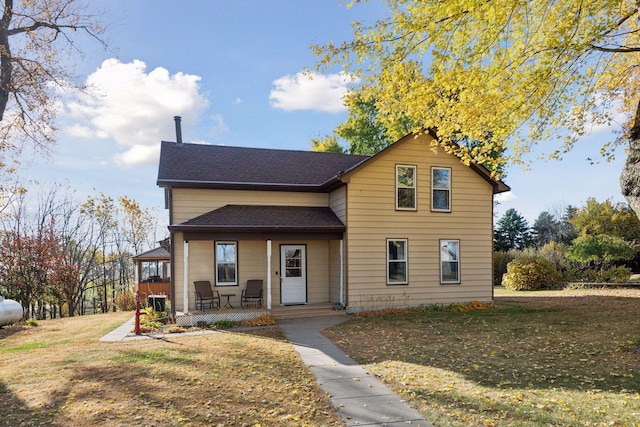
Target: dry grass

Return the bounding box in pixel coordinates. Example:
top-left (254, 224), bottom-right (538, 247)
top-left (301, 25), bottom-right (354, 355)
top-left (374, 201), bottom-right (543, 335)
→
top-left (0, 312), bottom-right (342, 427)
top-left (324, 288), bottom-right (640, 426)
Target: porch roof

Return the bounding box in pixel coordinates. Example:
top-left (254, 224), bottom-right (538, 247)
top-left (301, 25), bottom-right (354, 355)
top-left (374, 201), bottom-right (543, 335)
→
top-left (132, 246), bottom-right (170, 261)
top-left (169, 205), bottom-right (346, 233)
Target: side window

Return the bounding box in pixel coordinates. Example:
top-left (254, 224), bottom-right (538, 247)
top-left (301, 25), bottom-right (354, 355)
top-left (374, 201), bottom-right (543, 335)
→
top-left (432, 167), bottom-right (451, 212)
top-left (215, 241), bottom-right (238, 286)
top-left (387, 239), bottom-right (408, 285)
top-left (440, 239), bottom-right (460, 284)
top-left (396, 165), bottom-right (417, 210)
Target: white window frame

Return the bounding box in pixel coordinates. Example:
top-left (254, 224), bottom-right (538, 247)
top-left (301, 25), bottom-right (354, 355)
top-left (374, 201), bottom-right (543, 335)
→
top-left (396, 165), bottom-right (417, 211)
top-left (431, 167), bottom-right (451, 212)
top-left (215, 241), bottom-right (238, 286)
top-left (440, 239), bottom-right (460, 284)
top-left (387, 238), bottom-right (408, 285)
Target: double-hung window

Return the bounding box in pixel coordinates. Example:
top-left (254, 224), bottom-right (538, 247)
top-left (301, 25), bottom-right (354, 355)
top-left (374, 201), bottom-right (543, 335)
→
top-left (440, 239), bottom-right (460, 284)
top-left (387, 239), bottom-right (408, 285)
top-left (215, 241), bottom-right (237, 286)
top-left (396, 165), bottom-right (416, 210)
top-left (432, 167), bottom-right (451, 212)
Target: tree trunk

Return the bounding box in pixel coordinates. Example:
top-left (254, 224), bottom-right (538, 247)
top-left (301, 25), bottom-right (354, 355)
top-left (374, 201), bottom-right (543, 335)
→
top-left (620, 100), bottom-right (640, 218)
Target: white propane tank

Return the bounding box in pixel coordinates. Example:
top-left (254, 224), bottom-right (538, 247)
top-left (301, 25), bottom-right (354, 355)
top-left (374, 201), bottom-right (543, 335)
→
top-left (0, 296), bottom-right (23, 326)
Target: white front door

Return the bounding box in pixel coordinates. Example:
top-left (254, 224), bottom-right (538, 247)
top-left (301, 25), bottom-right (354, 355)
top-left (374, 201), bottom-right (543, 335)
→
top-left (280, 245), bottom-right (307, 305)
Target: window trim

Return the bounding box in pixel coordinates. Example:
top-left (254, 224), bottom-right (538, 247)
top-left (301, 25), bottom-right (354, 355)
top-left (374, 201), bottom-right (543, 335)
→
top-left (431, 166), bottom-right (452, 212)
top-left (386, 238), bottom-right (409, 285)
top-left (396, 164), bottom-right (417, 211)
top-left (440, 239), bottom-right (460, 284)
top-left (215, 241), bottom-right (238, 287)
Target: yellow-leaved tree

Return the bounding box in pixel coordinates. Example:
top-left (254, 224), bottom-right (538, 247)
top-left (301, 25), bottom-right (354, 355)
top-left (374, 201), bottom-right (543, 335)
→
top-left (314, 0), bottom-right (640, 215)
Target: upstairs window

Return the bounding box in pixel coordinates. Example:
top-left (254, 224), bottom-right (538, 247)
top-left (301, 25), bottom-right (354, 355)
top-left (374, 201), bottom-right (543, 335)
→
top-left (387, 239), bottom-right (408, 285)
top-left (396, 165), bottom-right (416, 210)
top-left (440, 239), bottom-right (460, 284)
top-left (432, 167), bottom-right (451, 212)
top-left (215, 241), bottom-right (237, 286)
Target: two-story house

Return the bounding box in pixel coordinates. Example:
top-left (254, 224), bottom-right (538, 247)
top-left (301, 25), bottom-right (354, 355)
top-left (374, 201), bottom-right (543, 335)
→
top-left (157, 129), bottom-right (509, 317)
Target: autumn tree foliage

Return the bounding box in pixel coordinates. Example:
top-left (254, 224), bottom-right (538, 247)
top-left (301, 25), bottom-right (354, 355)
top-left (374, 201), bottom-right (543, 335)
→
top-left (315, 0), bottom-right (640, 214)
top-left (0, 220), bottom-right (65, 319)
top-left (569, 198), bottom-right (640, 241)
top-left (0, 186), bottom-right (160, 319)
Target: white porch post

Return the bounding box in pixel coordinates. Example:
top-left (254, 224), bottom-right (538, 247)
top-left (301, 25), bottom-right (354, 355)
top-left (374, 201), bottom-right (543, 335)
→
top-left (266, 240), bottom-right (272, 310)
top-left (339, 239), bottom-right (345, 305)
top-left (183, 240), bottom-right (189, 313)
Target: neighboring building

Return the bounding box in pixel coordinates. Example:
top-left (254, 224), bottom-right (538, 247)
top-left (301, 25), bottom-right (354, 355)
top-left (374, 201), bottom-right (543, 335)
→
top-left (157, 130), bottom-right (509, 315)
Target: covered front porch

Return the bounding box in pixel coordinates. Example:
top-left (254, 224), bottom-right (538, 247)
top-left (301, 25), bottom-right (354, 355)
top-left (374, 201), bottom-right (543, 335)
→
top-left (169, 205), bottom-right (347, 316)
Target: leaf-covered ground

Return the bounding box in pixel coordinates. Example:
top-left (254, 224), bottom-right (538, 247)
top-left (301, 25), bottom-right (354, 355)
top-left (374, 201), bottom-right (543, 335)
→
top-left (324, 288), bottom-right (640, 426)
top-left (0, 313), bottom-right (342, 426)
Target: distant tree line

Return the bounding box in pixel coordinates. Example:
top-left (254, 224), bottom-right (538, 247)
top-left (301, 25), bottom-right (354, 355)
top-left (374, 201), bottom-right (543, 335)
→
top-left (0, 185), bottom-right (161, 320)
top-left (494, 199), bottom-right (640, 286)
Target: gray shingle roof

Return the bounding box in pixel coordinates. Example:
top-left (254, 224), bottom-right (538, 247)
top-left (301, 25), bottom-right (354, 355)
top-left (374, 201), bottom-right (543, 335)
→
top-left (157, 142), bottom-right (369, 191)
top-left (132, 246), bottom-right (170, 260)
top-left (169, 205), bottom-right (345, 233)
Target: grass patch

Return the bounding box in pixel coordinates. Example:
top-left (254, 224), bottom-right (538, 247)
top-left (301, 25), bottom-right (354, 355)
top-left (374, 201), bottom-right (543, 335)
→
top-left (0, 311), bottom-right (342, 426)
top-left (324, 288), bottom-right (640, 426)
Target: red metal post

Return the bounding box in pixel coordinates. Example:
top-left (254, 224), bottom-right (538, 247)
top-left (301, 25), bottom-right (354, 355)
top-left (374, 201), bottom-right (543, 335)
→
top-left (134, 291), bottom-right (141, 335)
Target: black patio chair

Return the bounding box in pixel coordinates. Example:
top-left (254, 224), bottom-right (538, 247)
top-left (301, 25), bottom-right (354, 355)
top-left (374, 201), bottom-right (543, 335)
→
top-left (194, 280), bottom-right (220, 310)
top-left (241, 279), bottom-right (263, 308)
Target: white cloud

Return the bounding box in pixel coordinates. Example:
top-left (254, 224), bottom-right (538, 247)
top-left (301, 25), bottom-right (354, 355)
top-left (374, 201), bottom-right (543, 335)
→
top-left (233, 97), bottom-right (243, 105)
top-left (494, 191), bottom-right (516, 204)
top-left (209, 114), bottom-right (228, 136)
top-left (63, 58), bottom-right (209, 166)
top-left (64, 124), bottom-right (94, 139)
top-left (269, 71), bottom-right (358, 113)
top-left (114, 144), bottom-right (159, 166)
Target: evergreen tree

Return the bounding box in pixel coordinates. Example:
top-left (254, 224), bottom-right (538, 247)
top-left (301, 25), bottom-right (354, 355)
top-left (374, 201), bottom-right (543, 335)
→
top-left (532, 208), bottom-right (577, 246)
top-left (494, 208), bottom-right (533, 251)
top-left (532, 211), bottom-right (559, 247)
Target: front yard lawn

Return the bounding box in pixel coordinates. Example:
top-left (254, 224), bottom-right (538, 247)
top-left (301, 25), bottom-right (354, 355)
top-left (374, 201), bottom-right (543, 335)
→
top-left (323, 288), bottom-right (640, 426)
top-left (0, 312), bottom-right (342, 426)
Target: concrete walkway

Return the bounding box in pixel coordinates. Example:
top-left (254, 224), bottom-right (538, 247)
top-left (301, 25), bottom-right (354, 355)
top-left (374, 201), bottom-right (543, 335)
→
top-left (279, 316), bottom-right (433, 427)
top-left (99, 317), bottom-right (216, 342)
top-left (101, 315), bottom-right (433, 426)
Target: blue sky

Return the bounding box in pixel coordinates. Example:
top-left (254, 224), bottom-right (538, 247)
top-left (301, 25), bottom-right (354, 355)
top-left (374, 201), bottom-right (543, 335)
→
top-left (17, 0), bottom-right (629, 228)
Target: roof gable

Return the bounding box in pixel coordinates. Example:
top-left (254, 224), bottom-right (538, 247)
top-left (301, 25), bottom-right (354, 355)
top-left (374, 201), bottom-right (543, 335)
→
top-left (337, 132), bottom-right (510, 194)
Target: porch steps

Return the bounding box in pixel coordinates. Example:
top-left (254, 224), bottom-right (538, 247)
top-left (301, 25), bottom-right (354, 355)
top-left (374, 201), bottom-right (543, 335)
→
top-left (270, 303), bottom-right (348, 321)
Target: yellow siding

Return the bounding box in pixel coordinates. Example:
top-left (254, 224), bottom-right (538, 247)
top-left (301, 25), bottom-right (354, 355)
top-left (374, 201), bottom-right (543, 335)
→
top-left (172, 189), bottom-right (329, 223)
top-left (329, 186), bottom-right (347, 223)
top-left (345, 133), bottom-right (494, 310)
top-left (174, 237), bottom-right (335, 310)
